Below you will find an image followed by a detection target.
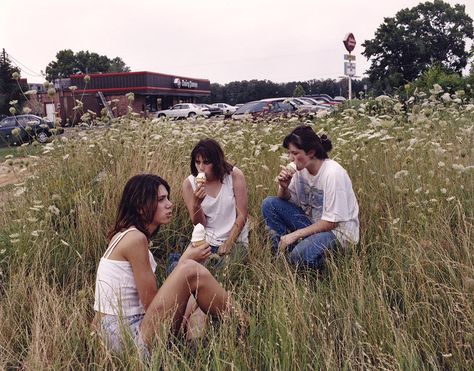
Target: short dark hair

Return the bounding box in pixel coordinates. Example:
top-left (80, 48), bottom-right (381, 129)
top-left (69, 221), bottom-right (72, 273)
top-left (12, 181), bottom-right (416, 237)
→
top-left (283, 125), bottom-right (332, 159)
top-left (108, 174), bottom-right (170, 241)
top-left (190, 138), bottom-right (233, 182)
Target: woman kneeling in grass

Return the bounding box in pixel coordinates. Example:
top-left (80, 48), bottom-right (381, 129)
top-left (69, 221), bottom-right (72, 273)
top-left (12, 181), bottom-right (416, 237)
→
top-left (261, 125), bottom-right (359, 269)
top-left (93, 174), bottom-right (238, 356)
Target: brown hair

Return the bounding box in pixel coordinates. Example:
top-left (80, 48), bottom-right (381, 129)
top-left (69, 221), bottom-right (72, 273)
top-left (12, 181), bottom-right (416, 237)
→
top-left (108, 174), bottom-right (170, 241)
top-left (190, 138), bottom-right (233, 182)
top-left (283, 125), bottom-right (332, 159)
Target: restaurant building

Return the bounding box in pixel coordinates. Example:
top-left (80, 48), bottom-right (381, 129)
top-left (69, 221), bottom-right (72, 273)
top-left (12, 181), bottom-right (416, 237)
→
top-left (29, 71), bottom-right (211, 125)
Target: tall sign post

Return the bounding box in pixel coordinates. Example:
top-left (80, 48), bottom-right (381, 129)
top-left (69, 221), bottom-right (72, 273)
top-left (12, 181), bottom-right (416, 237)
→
top-left (343, 33), bottom-right (356, 100)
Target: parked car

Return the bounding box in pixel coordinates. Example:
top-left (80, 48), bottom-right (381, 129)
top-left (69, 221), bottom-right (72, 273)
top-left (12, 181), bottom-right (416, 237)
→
top-left (0, 114), bottom-right (62, 146)
top-left (155, 103), bottom-right (210, 119)
top-left (213, 103), bottom-right (237, 116)
top-left (232, 98), bottom-right (296, 120)
top-left (196, 104), bottom-right (223, 117)
top-left (285, 97), bottom-right (324, 114)
top-left (299, 97), bottom-right (334, 112)
top-left (305, 95), bottom-right (340, 106)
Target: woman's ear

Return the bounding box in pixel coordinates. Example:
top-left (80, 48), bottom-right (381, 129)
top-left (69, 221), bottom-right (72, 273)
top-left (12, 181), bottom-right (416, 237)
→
top-left (307, 149), bottom-right (316, 158)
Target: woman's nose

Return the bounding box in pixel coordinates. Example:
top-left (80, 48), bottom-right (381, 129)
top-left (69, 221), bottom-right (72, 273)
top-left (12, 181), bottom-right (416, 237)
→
top-left (167, 200), bottom-right (173, 208)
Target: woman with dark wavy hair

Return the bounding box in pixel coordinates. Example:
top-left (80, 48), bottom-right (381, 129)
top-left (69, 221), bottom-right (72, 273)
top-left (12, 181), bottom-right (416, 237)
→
top-left (93, 174), bottom-right (237, 357)
top-left (261, 125), bottom-right (359, 269)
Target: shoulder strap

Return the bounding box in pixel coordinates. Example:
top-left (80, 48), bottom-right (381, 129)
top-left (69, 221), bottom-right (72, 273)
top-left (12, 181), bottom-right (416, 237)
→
top-left (103, 227), bottom-right (139, 258)
top-left (188, 175), bottom-right (197, 191)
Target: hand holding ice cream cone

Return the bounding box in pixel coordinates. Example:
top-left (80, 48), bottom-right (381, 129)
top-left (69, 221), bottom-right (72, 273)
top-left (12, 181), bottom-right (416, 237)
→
top-left (191, 223), bottom-right (207, 247)
top-left (195, 172), bottom-right (206, 187)
top-left (276, 162), bottom-right (296, 188)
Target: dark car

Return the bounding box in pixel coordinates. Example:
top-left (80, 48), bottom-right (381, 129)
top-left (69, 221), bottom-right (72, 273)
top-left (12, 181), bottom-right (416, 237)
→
top-left (197, 104), bottom-right (223, 117)
top-left (0, 115), bottom-right (63, 147)
top-left (232, 98), bottom-right (296, 120)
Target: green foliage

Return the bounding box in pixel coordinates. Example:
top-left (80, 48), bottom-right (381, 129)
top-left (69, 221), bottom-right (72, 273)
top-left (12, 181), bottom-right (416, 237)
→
top-left (208, 78), bottom-right (371, 104)
top-left (0, 55), bottom-right (25, 116)
top-left (363, 0), bottom-right (474, 92)
top-left (45, 49), bottom-right (130, 81)
top-left (293, 83), bottom-right (306, 97)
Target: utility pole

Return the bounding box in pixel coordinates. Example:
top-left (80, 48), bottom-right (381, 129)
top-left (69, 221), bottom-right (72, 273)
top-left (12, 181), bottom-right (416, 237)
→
top-left (2, 48), bottom-right (6, 64)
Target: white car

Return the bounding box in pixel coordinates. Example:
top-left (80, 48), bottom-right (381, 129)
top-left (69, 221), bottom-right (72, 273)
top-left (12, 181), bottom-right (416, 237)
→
top-left (213, 103), bottom-right (237, 116)
top-left (155, 103), bottom-right (210, 119)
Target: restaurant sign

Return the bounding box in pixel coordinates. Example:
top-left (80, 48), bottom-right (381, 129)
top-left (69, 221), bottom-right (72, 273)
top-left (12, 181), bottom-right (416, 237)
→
top-left (173, 78), bottom-right (198, 89)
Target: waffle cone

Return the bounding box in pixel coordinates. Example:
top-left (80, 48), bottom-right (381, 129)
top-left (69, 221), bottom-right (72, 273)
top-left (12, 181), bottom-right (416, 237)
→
top-left (192, 239), bottom-right (206, 248)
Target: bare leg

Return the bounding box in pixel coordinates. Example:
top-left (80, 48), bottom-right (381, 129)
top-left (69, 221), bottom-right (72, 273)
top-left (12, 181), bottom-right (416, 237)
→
top-left (139, 259), bottom-right (229, 345)
top-left (183, 296), bottom-right (207, 340)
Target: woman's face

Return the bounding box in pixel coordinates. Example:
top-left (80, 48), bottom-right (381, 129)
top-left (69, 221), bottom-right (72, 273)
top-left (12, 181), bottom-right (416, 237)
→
top-left (288, 143), bottom-right (313, 170)
top-left (152, 185), bottom-right (173, 226)
top-left (195, 154), bottom-right (214, 178)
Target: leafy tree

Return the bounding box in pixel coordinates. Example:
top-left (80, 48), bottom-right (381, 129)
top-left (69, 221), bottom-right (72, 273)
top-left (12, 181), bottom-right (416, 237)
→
top-left (0, 55), bottom-right (25, 116)
top-left (293, 84), bottom-right (306, 97)
top-left (45, 50), bottom-right (130, 81)
top-left (362, 0), bottom-right (474, 92)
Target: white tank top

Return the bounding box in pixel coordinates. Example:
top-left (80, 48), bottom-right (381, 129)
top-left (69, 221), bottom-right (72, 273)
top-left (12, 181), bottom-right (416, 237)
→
top-left (93, 227), bottom-right (157, 316)
top-left (188, 169), bottom-right (249, 246)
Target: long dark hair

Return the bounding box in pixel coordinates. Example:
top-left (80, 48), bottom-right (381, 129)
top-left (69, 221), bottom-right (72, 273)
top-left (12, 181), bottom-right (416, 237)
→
top-left (190, 138), bottom-right (233, 182)
top-left (283, 125), bottom-right (332, 159)
top-left (108, 174), bottom-right (170, 241)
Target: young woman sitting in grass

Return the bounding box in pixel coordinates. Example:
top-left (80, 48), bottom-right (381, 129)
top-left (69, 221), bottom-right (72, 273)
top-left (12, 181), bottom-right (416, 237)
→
top-left (181, 138), bottom-right (249, 265)
top-left (261, 125), bottom-right (359, 269)
top-left (93, 174), bottom-right (238, 357)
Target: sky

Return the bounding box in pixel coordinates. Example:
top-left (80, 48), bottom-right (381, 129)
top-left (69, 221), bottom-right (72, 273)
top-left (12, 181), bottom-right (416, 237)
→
top-left (1, 0), bottom-right (473, 84)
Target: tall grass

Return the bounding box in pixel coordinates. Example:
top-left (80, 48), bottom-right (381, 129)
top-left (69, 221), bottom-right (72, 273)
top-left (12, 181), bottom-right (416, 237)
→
top-left (0, 95), bottom-right (473, 369)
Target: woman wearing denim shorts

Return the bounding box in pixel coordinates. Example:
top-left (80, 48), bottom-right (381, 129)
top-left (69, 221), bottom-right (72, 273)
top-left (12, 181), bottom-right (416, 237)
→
top-left (93, 174), bottom-right (239, 357)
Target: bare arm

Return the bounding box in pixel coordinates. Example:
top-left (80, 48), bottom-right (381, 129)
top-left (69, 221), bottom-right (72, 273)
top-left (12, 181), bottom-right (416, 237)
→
top-left (182, 178), bottom-right (207, 226)
top-left (218, 168), bottom-right (248, 255)
top-left (122, 232), bottom-right (158, 311)
top-left (279, 220), bottom-right (338, 251)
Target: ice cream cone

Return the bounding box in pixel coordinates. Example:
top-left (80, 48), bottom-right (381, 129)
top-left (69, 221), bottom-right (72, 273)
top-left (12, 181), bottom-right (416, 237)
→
top-left (191, 223), bottom-right (207, 247)
top-left (192, 239), bottom-right (207, 248)
top-left (286, 162), bottom-right (297, 174)
top-left (195, 172), bottom-right (206, 186)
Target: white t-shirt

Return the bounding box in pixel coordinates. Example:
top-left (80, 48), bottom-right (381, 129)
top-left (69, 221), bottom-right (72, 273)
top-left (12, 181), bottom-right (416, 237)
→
top-left (288, 159), bottom-right (359, 246)
top-left (188, 169), bottom-right (249, 246)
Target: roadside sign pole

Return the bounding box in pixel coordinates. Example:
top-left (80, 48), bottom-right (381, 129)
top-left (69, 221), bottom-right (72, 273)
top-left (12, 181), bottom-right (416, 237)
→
top-left (348, 73), bottom-right (352, 100)
top-left (343, 33), bottom-right (356, 100)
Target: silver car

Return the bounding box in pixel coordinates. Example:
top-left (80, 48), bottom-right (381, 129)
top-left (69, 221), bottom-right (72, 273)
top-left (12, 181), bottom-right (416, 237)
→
top-left (155, 103), bottom-right (210, 119)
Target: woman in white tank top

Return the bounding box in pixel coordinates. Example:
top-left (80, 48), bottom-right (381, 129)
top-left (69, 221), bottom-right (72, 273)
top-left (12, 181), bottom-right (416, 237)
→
top-left (182, 138), bottom-right (249, 257)
top-left (93, 174), bottom-right (242, 357)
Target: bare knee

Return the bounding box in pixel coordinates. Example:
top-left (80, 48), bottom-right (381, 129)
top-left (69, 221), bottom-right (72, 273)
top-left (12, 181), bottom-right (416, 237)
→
top-left (175, 259), bottom-right (211, 290)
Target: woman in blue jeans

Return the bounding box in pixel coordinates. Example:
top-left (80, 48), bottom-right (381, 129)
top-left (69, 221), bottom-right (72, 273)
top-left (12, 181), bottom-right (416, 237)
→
top-left (261, 125), bottom-right (359, 269)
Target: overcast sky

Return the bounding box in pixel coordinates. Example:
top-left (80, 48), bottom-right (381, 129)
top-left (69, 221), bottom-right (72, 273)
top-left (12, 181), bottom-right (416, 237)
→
top-left (1, 0), bottom-right (473, 84)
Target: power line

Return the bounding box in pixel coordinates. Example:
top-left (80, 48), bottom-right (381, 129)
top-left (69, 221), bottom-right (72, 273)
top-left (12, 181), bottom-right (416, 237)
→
top-left (7, 51), bottom-right (45, 78)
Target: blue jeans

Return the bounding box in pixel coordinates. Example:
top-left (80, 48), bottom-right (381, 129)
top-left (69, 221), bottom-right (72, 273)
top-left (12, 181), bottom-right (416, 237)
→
top-left (261, 196), bottom-right (338, 269)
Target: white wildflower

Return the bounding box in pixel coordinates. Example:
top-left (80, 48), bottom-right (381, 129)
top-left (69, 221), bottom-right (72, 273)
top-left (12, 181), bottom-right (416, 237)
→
top-left (394, 170), bottom-right (409, 179)
top-left (48, 205), bottom-right (60, 216)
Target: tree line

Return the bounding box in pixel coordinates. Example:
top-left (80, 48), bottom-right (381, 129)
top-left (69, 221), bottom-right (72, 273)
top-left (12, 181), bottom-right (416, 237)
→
top-left (1, 0), bottom-right (473, 115)
top-left (205, 78), bottom-right (370, 105)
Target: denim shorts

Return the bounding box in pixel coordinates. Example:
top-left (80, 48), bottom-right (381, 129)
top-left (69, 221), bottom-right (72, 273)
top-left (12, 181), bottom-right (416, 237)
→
top-left (99, 313), bottom-right (149, 359)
